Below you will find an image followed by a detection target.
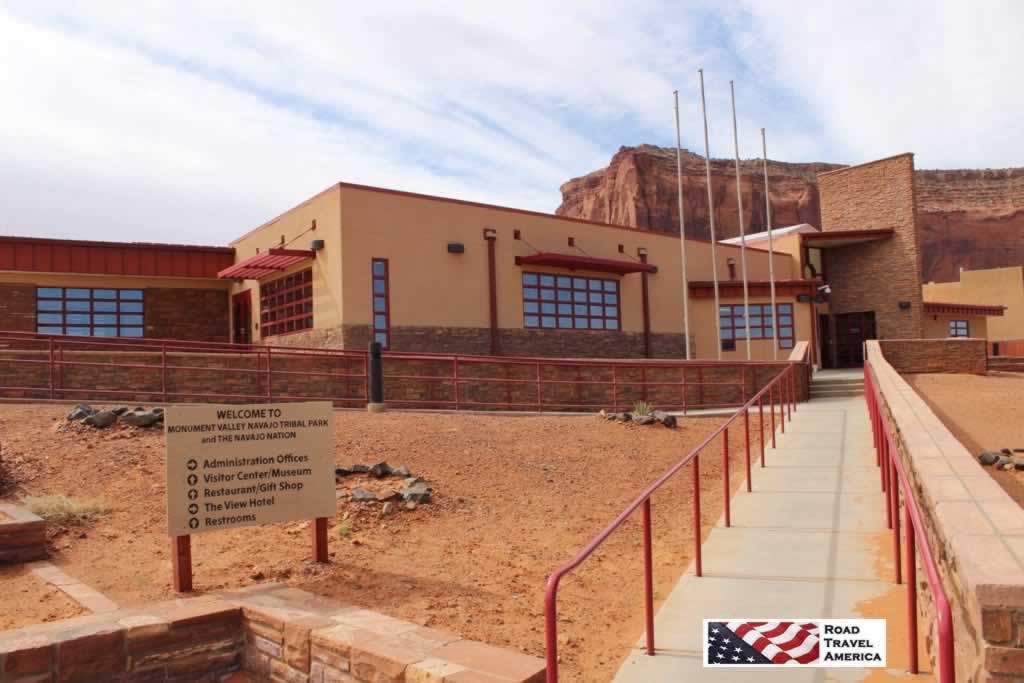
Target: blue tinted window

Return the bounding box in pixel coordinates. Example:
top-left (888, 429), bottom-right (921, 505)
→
top-left (374, 315), bottom-right (387, 329)
top-left (94, 314), bottom-right (117, 325)
top-left (120, 327), bottom-right (144, 337)
top-left (558, 317), bottom-right (573, 328)
top-left (66, 300), bottom-right (90, 312)
top-left (524, 301), bottom-right (539, 314)
top-left (37, 313), bottom-right (61, 324)
top-left (591, 319), bottom-right (604, 329)
top-left (541, 303), bottom-right (556, 314)
top-left (606, 319), bottom-right (618, 330)
top-left (120, 302), bottom-right (143, 313)
top-left (523, 287), bottom-right (538, 299)
top-left (94, 301), bottom-right (117, 312)
top-left (66, 288), bottom-right (90, 299)
top-left (574, 319), bottom-right (589, 329)
top-left (373, 280), bottom-right (386, 295)
top-left (119, 290), bottom-right (143, 300)
top-left (373, 261), bottom-right (387, 277)
top-left (374, 297), bottom-right (386, 312)
top-left (38, 300), bottom-right (62, 311)
top-left (37, 287), bottom-right (62, 298)
top-left (120, 315), bottom-right (143, 325)
top-left (66, 313), bottom-right (91, 325)
top-left (94, 327), bottom-right (117, 337)
top-left (540, 289), bottom-right (555, 300)
top-left (67, 327), bottom-right (90, 336)
top-left (522, 273), bottom-right (538, 286)
top-left (37, 326), bottom-right (62, 334)
top-left (374, 332), bottom-right (388, 346)
top-left (541, 316), bottom-right (556, 328)
top-left (540, 275), bottom-right (555, 287)
top-left (94, 289), bottom-right (116, 299)
top-left (524, 315), bottom-right (539, 327)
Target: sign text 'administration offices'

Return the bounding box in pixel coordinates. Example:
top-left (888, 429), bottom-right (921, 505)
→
top-left (165, 404), bottom-right (335, 536)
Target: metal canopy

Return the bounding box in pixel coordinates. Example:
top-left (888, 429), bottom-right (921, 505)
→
top-left (514, 252), bottom-right (657, 275)
top-left (217, 248), bottom-right (315, 280)
top-left (800, 228), bottom-right (894, 249)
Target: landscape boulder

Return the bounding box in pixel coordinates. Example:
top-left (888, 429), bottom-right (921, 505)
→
top-left (652, 411), bottom-right (678, 429)
top-left (121, 408), bottom-right (163, 428)
top-left (392, 465), bottom-right (411, 478)
top-left (401, 481), bottom-right (433, 504)
top-left (351, 488), bottom-right (376, 503)
top-left (979, 451), bottom-right (1002, 466)
top-left (84, 410), bottom-right (118, 429)
top-left (350, 464), bottom-right (370, 474)
top-left (66, 404), bottom-right (95, 421)
top-left (369, 462), bottom-right (393, 478)
top-left (632, 414), bottom-right (656, 426)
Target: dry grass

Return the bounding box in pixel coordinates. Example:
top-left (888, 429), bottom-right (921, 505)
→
top-left (24, 495), bottom-right (110, 526)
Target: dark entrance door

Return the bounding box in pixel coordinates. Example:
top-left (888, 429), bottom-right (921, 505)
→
top-left (232, 290), bottom-right (252, 344)
top-left (835, 311), bottom-right (876, 368)
top-left (819, 314), bottom-right (834, 369)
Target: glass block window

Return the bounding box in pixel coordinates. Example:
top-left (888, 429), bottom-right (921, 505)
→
top-left (36, 287), bottom-right (144, 337)
top-left (522, 272), bottom-right (620, 331)
top-left (371, 259), bottom-right (390, 348)
top-left (949, 319), bottom-right (969, 337)
top-left (259, 268), bottom-right (313, 337)
top-left (718, 302), bottom-right (795, 349)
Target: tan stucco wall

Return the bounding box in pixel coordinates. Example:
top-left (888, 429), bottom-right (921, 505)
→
top-left (923, 266), bottom-right (1024, 341)
top-left (230, 186), bottom-right (343, 342)
top-left (922, 312), bottom-right (988, 340)
top-left (336, 185), bottom-right (794, 338)
top-left (688, 294), bottom-right (813, 361)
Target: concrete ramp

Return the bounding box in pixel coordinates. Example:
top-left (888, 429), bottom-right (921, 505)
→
top-left (614, 395), bottom-right (931, 682)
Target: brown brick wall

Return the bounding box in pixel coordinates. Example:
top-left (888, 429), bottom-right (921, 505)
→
top-left (145, 287), bottom-right (229, 342)
top-left (819, 154), bottom-right (924, 339)
top-left (0, 348), bottom-right (803, 410)
top-left (878, 338), bottom-right (987, 374)
top-left (0, 283), bottom-right (37, 332)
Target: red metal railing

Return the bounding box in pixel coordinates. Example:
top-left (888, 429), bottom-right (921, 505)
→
top-left (0, 331), bottom-right (368, 406)
top-left (865, 354), bottom-right (954, 683)
top-left (542, 359), bottom-right (801, 682)
top-left (1, 331), bottom-right (799, 413)
top-left (379, 350), bottom-right (795, 413)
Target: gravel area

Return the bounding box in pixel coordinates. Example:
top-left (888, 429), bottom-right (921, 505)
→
top-left (0, 403), bottom-right (761, 681)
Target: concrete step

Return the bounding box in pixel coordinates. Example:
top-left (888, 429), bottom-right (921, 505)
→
top-left (810, 387), bottom-right (864, 398)
top-left (811, 377), bottom-right (864, 387)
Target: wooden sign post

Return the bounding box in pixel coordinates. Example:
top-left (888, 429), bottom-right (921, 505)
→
top-left (165, 402), bottom-right (336, 592)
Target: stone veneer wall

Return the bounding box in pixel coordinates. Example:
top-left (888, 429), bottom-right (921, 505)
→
top-left (0, 348), bottom-right (806, 409)
top-left (0, 284), bottom-right (35, 332)
top-left (878, 338), bottom-right (987, 374)
top-left (0, 583), bottom-right (545, 682)
top-left (868, 340), bottom-right (1024, 682)
top-left (819, 154), bottom-right (924, 339)
top-left (0, 503), bottom-right (47, 564)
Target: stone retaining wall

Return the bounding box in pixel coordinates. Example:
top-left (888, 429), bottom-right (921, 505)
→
top-left (0, 584), bottom-right (545, 682)
top-left (878, 338), bottom-right (987, 375)
top-left (869, 340), bottom-right (1024, 681)
top-left (0, 503), bottom-right (47, 564)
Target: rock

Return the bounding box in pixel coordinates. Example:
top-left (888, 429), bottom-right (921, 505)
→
top-left (121, 409), bottom-right (163, 428)
top-left (605, 412), bottom-right (618, 421)
top-left (351, 488), bottom-right (377, 503)
top-left (405, 501), bottom-right (418, 511)
top-left (632, 414), bottom-right (656, 426)
top-left (392, 465), bottom-right (411, 478)
top-left (616, 412), bottom-right (632, 423)
top-left (598, 409), bottom-right (607, 419)
top-left (350, 464), bottom-right (370, 474)
top-left (404, 476), bottom-right (425, 487)
top-left (111, 407), bottom-right (130, 416)
top-left (996, 455), bottom-right (1014, 468)
top-left (335, 467), bottom-right (351, 479)
top-left (1002, 463), bottom-right (1016, 471)
top-left (1013, 457), bottom-right (1024, 471)
top-left (84, 410), bottom-right (118, 428)
top-left (1002, 448), bottom-right (1013, 455)
top-left (66, 404), bottom-right (95, 421)
top-left (401, 481), bottom-right (433, 504)
top-left (381, 502), bottom-right (394, 517)
top-left (369, 462), bottom-right (393, 478)
top-left (979, 451), bottom-right (1002, 466)
top-left (377, 490), bottom-right (400, 502)
top-left (660, 414), bottom-right (678, 429)
top-left (152, 407), bottom-right (164, 414)
top-left (250, 568), bottom-right (265, 580)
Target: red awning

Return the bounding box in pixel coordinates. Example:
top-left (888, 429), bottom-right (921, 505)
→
top-left (218, 248), bottom-right (315, 280)
top-left (924, 301), bottom-right (1005, 317)
top-left (514, 252), bottom-right (657, 275)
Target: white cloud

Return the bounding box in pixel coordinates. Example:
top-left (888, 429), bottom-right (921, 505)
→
top-left (0, 1), bottom-right (1019, 245)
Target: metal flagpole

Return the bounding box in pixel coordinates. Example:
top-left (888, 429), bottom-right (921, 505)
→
top-left (761, 127), bottom-right (779, 360)
top-left (698, 69), bottom-right (723, 360)
top-left (674, 90), bottom-right (692, 360)
top-left (729, 81), bottom-right (752, 360)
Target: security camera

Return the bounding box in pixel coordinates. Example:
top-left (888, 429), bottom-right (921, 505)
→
top-left (817, 284), bottom-right (832, 294)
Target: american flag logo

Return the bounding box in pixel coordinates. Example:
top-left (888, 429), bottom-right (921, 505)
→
top-left (706, 621), bottom-right (820, 665)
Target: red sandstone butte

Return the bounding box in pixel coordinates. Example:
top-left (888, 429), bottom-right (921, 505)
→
top-left (556, 145), bottom-right (1024, 283)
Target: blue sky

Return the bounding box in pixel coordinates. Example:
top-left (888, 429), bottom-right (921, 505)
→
top-left (0, 1), bottom-right (1020, 245)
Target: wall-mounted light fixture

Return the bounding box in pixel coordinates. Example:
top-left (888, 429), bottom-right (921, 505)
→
top-left (568, 237), bottom-right (575, 247)
top-left (513, 229), bottom-right (521, 240)
top-left (482, 228), bottom-right (497, 241)
top-left (898, 301), bottom-right (912, 310)
top-left (637, 247), bottom-right (649, 257)
top-left (726, 257), bottom-right (737, 280)
top-left (310, 239), bottom-right (325, 251)
top-left (618, 244), bottom-right (625, 253)
top-left (447, 242), bottom-right (465, 254)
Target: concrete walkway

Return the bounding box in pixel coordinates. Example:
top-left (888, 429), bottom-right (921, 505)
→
top-left (614, 395), bottom-right (929, 682)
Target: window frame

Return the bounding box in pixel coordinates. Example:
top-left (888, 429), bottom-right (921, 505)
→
top-left (35, 287), bottom-right (145, 338)
top-left (521, 272), bottom-right (621, 332)
top-left (718, 302), bottom-right (795, 350)
top-left (371, 258), bottom-right (391, 349)
top-left (259, 268), bottom-right (314, 338)
top-left (949, 319), bottom-right (969, 338)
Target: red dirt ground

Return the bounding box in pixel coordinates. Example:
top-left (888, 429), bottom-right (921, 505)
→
top-left (0, 565), bottom-right (85, 630)
top-left (907, 372), bottom-right (1024, 506)
top-left (0, 404), bottom-right (768, 681)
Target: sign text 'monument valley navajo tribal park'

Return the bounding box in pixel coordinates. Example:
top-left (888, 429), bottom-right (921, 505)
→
top-left (165, 402), bottom-right (335, 536)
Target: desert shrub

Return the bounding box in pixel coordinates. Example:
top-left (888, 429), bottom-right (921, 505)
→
top-left (24, 495), bottom-right (110, 526)
top-left (632, 400), bottom-right (653, 416)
